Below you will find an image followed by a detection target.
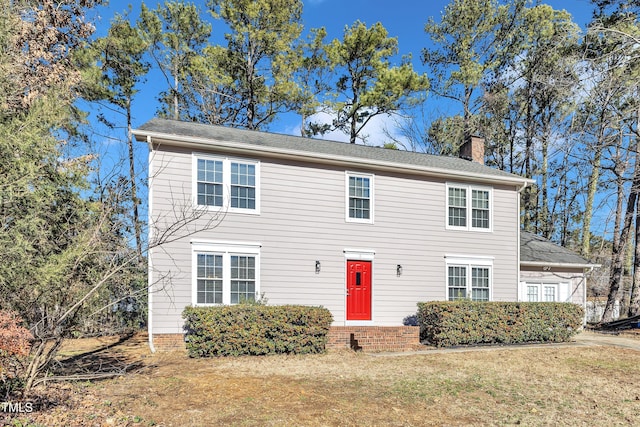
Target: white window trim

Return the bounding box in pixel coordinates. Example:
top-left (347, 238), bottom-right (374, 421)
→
top-left (192, 242), bottom-right (261, 306)
top-left (445, 182), bottom-right (492, 232)
top-left (192, 153), bottom-right (260, 215)
top-left (345, 172), bottom-right (374, 224)
top-left (522, 281), bottom-right (570, 303)
top-left (444, 255), bottom-right (493, 301)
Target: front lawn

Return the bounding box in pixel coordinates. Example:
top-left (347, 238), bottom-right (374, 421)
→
top-left (3, 334), bottom-right (640, 426)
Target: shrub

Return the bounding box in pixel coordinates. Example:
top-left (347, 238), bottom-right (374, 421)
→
top-left (183, 305), bottom-right (333, 357)
top-left (417, 301), bottom-right (583, 347)
top-left (0, 311), bottom-right (33, 398)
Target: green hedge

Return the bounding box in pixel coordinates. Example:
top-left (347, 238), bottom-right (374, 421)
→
top-left (183, 305), bottom-right (333, 357)
top-left (417, 301), bottom-right (584, 347)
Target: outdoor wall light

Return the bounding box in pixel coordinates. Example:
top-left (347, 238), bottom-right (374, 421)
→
top-left (397, 264), bottom-right (403, 277)
top-left (315, 260), bottom-right (321, 274)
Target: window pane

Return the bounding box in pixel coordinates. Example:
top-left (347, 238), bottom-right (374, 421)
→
top-left (543, 286), bottom-right (556, 302)
top-left (197, 159), bottom-right (223, 207)
top-left (231, 255), bottom-right (256, 304)
top-left (448, 266), bottom-right (467, 300)
top-left (472, 267), bottom-right (489, 288)
top-left (349, 176), bottom-right (371, 219)
top-left (471, 267), bottom-right (490, 301)
top-left (527, 285), bottom-right (539, 302)
top-left (449, 187), bottom-right (466, 207)
top-left (472, 190), bottom-right (489, 209)
top-left (196, 254), bottom-right (223, 304)
top-left (448, 188), bottom-right (466, 227)
top-left (449, 207), bottom-right (466, 227)
top-left (472, 209), bottom-right (489, 229)
top-left (471, 190), bottom-right (490, 229)
top-left (231, 162), bottom-right (256, 210)
top-left (472, 288), bottom-right (489, 301)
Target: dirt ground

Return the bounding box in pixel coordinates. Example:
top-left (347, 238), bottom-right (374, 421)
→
top-left (3, 332), bottom-right (640, 426)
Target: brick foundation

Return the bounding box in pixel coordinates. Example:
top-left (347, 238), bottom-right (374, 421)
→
top-left (152, 333), bottom-right (187, 352)
top-left (326, 326), bottom-right (421, 352)
top-left (151, 326), bottom-right (422, 353)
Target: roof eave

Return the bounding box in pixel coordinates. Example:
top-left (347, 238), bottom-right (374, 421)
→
top-left (133, 129), bottom-right (534, 187)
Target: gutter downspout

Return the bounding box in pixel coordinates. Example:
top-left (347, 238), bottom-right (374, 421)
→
top-left (147, 135), bottom-right (156, 353)
top-left (517, 182), bottom-right (529, 302)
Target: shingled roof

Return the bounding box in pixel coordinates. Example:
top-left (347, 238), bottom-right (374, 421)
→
top-left (134, 118), bottom-right (532, 186)
top-left (520, 231), bottom-right (595, 268)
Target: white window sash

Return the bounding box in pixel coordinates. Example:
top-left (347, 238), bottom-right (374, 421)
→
top-left (192, 153), bottom-right (260, 215)
top-left (446, 183), bottom-right (492, 232)
top-left (445, 255), bottom-right (493, 301)
top-left (192, 242), bottom-right (261, 306)
top-left (345, 172), bottom-right (374, 224)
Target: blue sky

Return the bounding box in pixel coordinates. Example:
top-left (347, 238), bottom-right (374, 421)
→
top-left (84, 0), bottom-right (603, 239)
top-left (88, 0), bottom-right (596, 136)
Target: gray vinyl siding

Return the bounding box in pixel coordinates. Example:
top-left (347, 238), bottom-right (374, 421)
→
top-left (149, 145), bottom-right (521, 333)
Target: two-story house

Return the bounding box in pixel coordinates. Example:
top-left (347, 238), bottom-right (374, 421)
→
top-left (134, 118), bottom-right (592, 352)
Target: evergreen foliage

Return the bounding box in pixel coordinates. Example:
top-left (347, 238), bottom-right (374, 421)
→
top-left (183, 305), bottom-right (333, 357)
top-left (417, 301), bottom-right (584, 347)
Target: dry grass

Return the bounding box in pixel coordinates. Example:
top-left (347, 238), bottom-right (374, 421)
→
top-left (4, 334), bottom-right (640, 426)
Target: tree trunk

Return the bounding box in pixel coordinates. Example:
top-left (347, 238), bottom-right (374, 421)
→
top-left (173, 67), bottom-right (179, 120)
top-left (582, 146), bottom-right (603, 257)
top-left (539, 120), bottom-right (550, 239)
top-left (603, 143), bottom-right (640, 322)
top-left (23, 336), bottom-right (63, 394)
top-left (629, 192), bottom-right (640, 317)
top-left (127, 98), bottom-right (143, 263)
top-left (522, 79), bottom-right (536, 232)
top-left (628, 107), bottom-right (640, 316)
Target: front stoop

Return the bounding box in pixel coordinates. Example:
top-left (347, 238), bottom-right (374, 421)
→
top-left (326, 326), bottom-right (421, 352)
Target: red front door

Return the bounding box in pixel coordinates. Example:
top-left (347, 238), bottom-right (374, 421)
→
top-left (346, 260), bottom-right (372, 320)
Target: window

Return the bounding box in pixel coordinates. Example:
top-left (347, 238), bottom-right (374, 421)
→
top-left (525, 283), bottom-right (560, 302)
top-left (543, 285), bottom-right (557, 302)
top-left (447, 184), bottom-right (492, 231)
top-left (194, 155), bottom-right (259, 213)
top-left (346, 173), bottom-right (374, 223)
top-left (448, 187), bottom-right (466, 227)
top-left (445, 256), bottom-right (493, 301)
top-left (448, 266), bottom-right (467, 300)
top-left (231, 163), bottom-right (256, 209)
top-left (471, 267), bottom-right (490, 301)
top-left (192, 243), bottom-right (260, 305)
top-left (196, 254), bottom-right (223, 304)
top-left (471, 189), bottom-right (490, 228)
top-left (197, 159), bottom-right (223, 207)
top-left (230, 255), bottom-right (256, 303)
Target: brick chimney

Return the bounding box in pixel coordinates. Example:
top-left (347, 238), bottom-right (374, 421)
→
top-left (459, 135), bottom-right (485, 165)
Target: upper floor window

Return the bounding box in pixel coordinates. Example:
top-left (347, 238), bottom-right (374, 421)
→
top-left (231, 163), bottom-right (256, 209)
top-left (446, 184), bottom-right (492, 231)
top-left (197, 159), bottom-right (223, 207)
top-left (194, 154), bottom-right (259, 214)
top-left (346, 172), bottom-right (374, 223)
